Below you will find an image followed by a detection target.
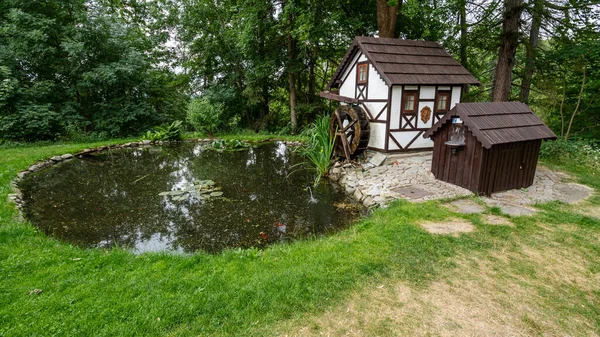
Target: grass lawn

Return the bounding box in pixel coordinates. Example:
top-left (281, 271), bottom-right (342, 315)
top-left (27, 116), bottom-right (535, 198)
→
top-left (1, 137), bottom-right (599, 336)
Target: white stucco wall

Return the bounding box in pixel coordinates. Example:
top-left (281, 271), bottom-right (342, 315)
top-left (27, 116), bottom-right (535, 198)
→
top-left (368, 122), bottom-right (386, 149)
top-left (338, 52), bottom-right (361, 98)
top-left (364, 101), bottom-right (387, 121)
top-left (389, 86), bottom-right (402, 129)
top-left (367, 64), bottom-right (388, 99)
top-left (420, 86), bottom-right (436, 100)
top-left (389, 131), bottom-right (433, 150)
top-left (451, 86), bottom-right (462, 108)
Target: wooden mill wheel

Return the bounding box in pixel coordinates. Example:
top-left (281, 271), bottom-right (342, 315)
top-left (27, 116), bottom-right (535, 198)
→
top-left (329, 105), bottom-right (370, 161)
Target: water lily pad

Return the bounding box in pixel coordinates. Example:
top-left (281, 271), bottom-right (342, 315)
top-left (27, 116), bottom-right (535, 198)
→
top-left (173, 194), bottom-right (189, 201)
top-left (158, 190), bottom-right (186, 196)
top-left (210, 192), bottom-right (223, 197)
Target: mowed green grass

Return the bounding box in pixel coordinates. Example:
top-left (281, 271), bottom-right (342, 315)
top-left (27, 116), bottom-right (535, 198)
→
top-left (1, 138), bottom-right (599, 336)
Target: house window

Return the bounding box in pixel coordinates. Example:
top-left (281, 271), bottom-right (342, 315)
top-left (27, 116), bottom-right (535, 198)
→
top-left (435, 92), bottom-right (451, 113)
top-left (356, 63), bottom-right (368, 84)
top-left (403, 91), bottom-right (418, 113)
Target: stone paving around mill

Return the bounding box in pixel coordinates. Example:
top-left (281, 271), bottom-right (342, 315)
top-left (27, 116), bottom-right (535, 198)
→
top-left (329, 151), bottom-right (594, 215)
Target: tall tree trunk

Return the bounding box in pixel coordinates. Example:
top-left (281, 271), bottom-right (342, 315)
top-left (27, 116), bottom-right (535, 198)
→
top-left (258, 10), bottom-right (270, 120)
top-left (492, 0), bottom-right (524, 102)
top-left (377, 0), bottom-right (400, 38)
top-left (519, 0), bottom-right (543, 103)
top-left (565, 63), bottom-right (587, 140)
top-left (286, 6), bottom-right (297, 134)
top-left (307, 45), bottom-right (317, 104)
top-left (459, 0), bottom-right (469, 99)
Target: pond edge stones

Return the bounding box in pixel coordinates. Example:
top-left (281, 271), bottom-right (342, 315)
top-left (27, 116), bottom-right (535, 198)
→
top-left (7, 138), bottom-right (304, 221)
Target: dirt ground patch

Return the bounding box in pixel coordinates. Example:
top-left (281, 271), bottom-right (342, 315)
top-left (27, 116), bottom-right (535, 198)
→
top-left (482, 214), bottom-right (513, 226)
top-left (278, 230), bottom-right (600, 337)
top-left (576, 205), bottom-right (600, 220)
top-left (420, 218), bottom-right (475, 236)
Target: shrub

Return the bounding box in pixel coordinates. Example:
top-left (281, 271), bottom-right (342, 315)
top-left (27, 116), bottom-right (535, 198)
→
top-left (540, 138), bottom-right (600, 171)
top-left (143, 120), bottom-right (183, 141)
top-left (187, 97), bottom-right (223, 137)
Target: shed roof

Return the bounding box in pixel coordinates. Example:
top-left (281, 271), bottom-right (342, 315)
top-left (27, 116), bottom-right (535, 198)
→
top-left (327, 37), bottom-right (480, 89)
top-left (423, 102), bottom-right (557, 149)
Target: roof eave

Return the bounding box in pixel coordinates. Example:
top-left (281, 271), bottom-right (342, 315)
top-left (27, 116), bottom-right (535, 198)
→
top-left (355, 38), bottom-right (393, 87)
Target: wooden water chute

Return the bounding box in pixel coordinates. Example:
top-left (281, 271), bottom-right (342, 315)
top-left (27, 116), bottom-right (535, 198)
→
top-left (423, 102), bottom-right (557, 196)
top-left (320, 91), bottom-right (370, 161)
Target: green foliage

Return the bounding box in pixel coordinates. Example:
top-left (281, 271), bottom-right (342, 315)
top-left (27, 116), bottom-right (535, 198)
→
top-left (540, 138), bottom-right (600, 171)
top-left (209, 139), bottom-right (250, 151)
top-left (298, 115), bottom-right (335, 185)
top-left (142, 121), bottom-right (184, 141)
top-left (187, 97), bottom-right (224, 137)
top-left (0, 0), bottom-right (188, 141)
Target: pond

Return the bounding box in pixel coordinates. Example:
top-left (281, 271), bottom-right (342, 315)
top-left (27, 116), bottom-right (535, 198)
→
top-left (19, 142), bottom-right (364, 254)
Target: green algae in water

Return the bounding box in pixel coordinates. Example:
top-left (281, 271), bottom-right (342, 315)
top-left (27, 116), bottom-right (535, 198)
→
top-left (19, 142), bottom-right (364, 254)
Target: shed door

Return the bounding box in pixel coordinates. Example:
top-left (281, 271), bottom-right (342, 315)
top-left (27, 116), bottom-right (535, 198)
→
top-left (492, 146), bottom-right (525, 192)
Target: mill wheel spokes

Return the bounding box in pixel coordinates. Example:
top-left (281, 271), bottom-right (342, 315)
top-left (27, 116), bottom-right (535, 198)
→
top-left (329, 105), bottom-right (370, 162)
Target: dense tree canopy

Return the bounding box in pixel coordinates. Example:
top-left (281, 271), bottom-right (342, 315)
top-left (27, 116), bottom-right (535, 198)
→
top-left (1, 0), bottom-right (599, 141)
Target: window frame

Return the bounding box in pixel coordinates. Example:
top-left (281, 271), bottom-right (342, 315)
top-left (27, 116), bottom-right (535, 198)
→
top-left (434, 91), bottom-right (451, 113)
top-left (402, 91), bottom-right (419, 114)
top-left (356, 62), bottom-right (369, 84)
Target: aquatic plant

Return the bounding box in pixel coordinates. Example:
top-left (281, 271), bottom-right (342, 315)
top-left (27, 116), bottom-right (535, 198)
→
top-left (210, 139), bottom-right (249, 151)
top-left (143, 120), bottom-right (183, 141)
top-left (298, 115), bottom-right (336, 185)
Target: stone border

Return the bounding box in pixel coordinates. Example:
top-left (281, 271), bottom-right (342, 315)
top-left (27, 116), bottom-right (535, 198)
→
top-left (6, 138), bottom-right (305, 221)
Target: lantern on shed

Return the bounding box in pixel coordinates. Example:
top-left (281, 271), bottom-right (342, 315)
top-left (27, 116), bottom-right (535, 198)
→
top-left (445, 117), bottom-right (465, 154)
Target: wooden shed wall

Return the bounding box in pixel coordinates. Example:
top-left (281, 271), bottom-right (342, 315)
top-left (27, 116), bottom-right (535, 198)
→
top-left (478, 140), bottom-right (541, 195)
top-left (430, 123), bottom-right (484, 192)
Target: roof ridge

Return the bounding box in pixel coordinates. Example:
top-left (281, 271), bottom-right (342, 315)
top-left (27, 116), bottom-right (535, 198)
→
top-left (478, 123), bottom-right (544, 131)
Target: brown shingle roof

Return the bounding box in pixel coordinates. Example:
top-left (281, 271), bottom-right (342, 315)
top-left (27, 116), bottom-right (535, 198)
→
top-left (423, 102), bottom-right (557, 149)
top-left (327, 37), bottom-right (480, 89)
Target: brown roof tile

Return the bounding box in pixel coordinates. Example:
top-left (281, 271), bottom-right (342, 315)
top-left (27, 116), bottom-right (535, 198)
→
top-left (328, 36), bottom-right (480, 88)
top-left (423, 102), bottom-right (557, 148)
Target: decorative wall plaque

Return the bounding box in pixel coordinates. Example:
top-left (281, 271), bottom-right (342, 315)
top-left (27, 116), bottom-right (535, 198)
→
top-left (420, 106), bottom-right (431, 124)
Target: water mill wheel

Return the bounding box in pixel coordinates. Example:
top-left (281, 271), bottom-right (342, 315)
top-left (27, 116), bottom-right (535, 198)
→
top-left (329, 105), bottom-right (370, 161)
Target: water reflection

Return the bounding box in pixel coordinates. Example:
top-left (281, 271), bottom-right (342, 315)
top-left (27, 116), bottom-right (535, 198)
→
top-left (20, 142), bottom-right (364, 254)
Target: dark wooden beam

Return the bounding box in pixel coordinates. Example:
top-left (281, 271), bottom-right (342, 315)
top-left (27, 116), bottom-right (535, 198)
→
top-left (319, 91), bottom-right (359, 104)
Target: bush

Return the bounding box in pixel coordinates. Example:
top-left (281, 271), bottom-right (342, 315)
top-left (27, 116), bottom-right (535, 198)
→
top-left (540, 138), bottom-right (600, 171)
top-left (142, 120), bottom-right (183, 141)
top-left (187, 98), bottom-right (223, 137)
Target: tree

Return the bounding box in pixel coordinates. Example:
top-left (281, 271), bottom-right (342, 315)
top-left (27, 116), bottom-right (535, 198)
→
top-left (377, 0), bottom-right (400, 38)
top-left (0, 0), bottom-right (187, 140)
top-left (492, 0), bottom-right (524, 102)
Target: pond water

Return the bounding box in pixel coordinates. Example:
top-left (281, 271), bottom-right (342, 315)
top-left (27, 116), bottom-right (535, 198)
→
top-left (19, 142), bottom-right (364, 254)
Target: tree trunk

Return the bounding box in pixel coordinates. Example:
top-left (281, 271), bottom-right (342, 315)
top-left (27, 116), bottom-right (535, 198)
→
top-left (565, 63), bottom-right (587, 140)
top-left (492, 0), bottom-right (524, 102)
top-left (519, 0), bottom-right (543, 103)
top-left (307, 45), bottom-right (317, 104)
top-left (287, 13), bottom-right (297, 134)
top-left (377, 0), bottom-right (399, 38)
top-left (459, 0), bottom-right (469, 99)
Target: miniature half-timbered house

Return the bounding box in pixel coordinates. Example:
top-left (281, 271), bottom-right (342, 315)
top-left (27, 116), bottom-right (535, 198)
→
top-left (423, 102), bottom-right (557, 195)
top-left (322, 37), bottom-right (480, 154)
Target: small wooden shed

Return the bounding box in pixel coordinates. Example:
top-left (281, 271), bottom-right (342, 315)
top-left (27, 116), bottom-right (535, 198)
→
top-left (423, 102), bottom-right (557, 195)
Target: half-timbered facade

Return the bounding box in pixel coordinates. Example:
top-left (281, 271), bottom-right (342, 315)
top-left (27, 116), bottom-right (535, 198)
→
top-left (324, 37), bottom-right (480, 152)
